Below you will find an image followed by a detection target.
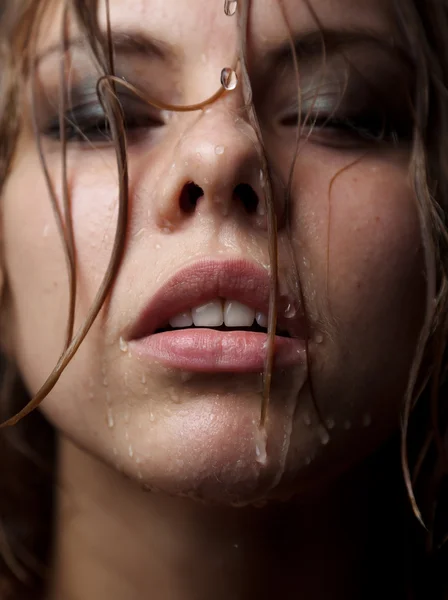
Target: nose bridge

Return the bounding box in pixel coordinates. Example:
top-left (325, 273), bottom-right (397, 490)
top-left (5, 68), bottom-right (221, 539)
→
top-left (151, 90), bottom-right (274, 228)
top-left (178, 103), bottom-right (262, 194)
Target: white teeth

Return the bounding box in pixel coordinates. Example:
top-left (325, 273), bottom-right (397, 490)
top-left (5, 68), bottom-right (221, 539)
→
top-left (169, 311), bottom-right (193, 328)
top-left (255, 312), bottom-right (268, 328)
top-left (224, 300), bottom-right (255, 327)
top-left (168, 299), bottom-right (268, 329)
top-left (192, 300), bottom-right (224, 327)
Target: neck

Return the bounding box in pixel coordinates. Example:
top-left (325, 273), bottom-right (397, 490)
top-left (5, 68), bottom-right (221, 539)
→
top-left (50, 435), bottom-right (407, 600)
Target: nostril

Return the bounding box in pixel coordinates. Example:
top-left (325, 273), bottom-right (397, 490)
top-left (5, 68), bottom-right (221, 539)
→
top-left (234, 183), bottom-right (259, 214)
top-left (179, 182), bottom-right (204, 213)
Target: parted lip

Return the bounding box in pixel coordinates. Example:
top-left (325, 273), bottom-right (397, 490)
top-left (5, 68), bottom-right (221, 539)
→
top-left (126, 258), bottom-right (308, 341)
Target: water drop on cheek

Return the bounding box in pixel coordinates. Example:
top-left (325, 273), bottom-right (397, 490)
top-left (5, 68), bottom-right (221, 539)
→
top-left (119, 337), bottom-right (128, 353)
top-left (128, 444), bottom-right (134, 458)
top-left (215, 145), bottom-right (225, 155)
top-left (141, 373), bottom-right (147, 385)
top-left (224, 0), bottom-right (237, 15)
top-left (107, 408), bottom-right (115, 429)
top-left (303, 413), bottom-right (312, 426)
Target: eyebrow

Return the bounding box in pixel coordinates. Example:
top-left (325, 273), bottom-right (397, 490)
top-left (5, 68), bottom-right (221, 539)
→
top-left (267, 27), bottom-right (412, 66)
top-left (36, 31), bottom-right (178, 65)
top-left (36, 25), bottom-right (411, 72)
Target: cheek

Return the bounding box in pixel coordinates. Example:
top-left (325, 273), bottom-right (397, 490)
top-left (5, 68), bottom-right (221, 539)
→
top-left (1, 147), bottom-right (119, 391)
top-left (291, 151), bottom-right (424, 334)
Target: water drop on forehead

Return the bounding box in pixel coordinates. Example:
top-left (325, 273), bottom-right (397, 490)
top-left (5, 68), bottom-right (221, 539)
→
top-left (215, 145), bottom-right (225, 155)
top-left (224, 0), bottom-right (237, 16)
top-left (220, 67), bottom-right (238, 91)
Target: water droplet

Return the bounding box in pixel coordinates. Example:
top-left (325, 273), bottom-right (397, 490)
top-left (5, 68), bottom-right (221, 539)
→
top-left (105, 391), bottom-right (111, 406)
top-left (88, 391), bottom-right (94, 401)
top-left (259, 168), bottom-right (266, 188)
top-left (119, 337), bottom-right (128, 353)
top-left (257, 202), bottom-right (266, 216)
top-left (224, 0), bottom-right (237, 15)
top-left (143, 387), bottom-right (149, 396)
top-left (43, 224), bottom-right (50, 238)
top-left (160, 218), bottom-right (174, 233)
top-left (113, 447), bottom-right (118, 456)
top-left (362, 414), bottom-right (372, 427)
top-left (124, 409), bottom-right (130, 424)
top-left (141, 373), bottom-right (147, 384)
top-left (169, 387), bottom-right (180, 403)
top-left (155, 244), bottom-right (161, 250)
top-left (128, 444), bottom-right (134, 458)
top-left (254, 426), bottom-right (267, 465)
top-left (220, 67), bottom-right (238, 91)
top-left (303, 257), bottom-right (311, 269)
top-left (305, 456), bottom-right (312, 465)
top-left (318, 426), bottom-right (330, 445)
top-left (303, 413), bottom-right (312, 426)
top-left (215, 145), bottom-right (225, 155)
top-left (134, 228), bottom-right (146, 238)
top-left (149, 411), bottom-right (155, 422)
top-left (135, 456), bottom-right (141, 465)
top-left (107, 409), bottom-right (115, 429)
top-left (180, 371), bottom-right (192, 383)
top-left (103, 377), bottom-right (109, 386)
top-left (315, 334), bottom-right (324, 344)
top-left (233, 543), bottom-right (239, 549)
top-left (196, 152), bottom-right (202, 160)
top-left (325, 417), bottom-right (335, 430)
top-left (284, 303), bottom-right (296, 319)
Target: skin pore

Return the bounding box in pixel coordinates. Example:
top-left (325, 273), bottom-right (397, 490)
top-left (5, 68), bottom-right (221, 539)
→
top-left (0, 0), bottom-right (426, 598)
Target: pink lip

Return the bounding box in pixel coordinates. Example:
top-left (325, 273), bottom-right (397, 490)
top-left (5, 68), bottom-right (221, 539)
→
top-left (126, 258), bottom-right (308, 372)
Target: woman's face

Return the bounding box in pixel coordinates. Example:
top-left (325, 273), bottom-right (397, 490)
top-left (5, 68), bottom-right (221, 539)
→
top-left (1, 0), bottom-right (424, 504)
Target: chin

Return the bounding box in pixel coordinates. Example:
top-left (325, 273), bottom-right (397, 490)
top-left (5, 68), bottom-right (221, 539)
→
top-left (108, 397), bottom-right (318, 506)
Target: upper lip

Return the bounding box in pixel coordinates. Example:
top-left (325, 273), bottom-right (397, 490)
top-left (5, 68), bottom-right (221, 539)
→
top-left (126, 258), bottom-right (308, 340)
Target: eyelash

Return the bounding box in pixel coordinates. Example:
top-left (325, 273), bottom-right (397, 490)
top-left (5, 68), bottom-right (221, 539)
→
top-left (280, 107), bottom-right (412, 146)
top-left (43, 92), bottom-right (412, 150)
top-left (44, 97), bottom-right (165, 143)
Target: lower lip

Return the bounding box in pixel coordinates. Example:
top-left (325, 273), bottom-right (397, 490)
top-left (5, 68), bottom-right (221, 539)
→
top-left (130, 329), bottom-right (306, 373)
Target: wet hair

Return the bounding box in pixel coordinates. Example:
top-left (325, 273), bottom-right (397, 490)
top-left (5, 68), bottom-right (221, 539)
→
top-left (0, 0), bottom-right (447, 598)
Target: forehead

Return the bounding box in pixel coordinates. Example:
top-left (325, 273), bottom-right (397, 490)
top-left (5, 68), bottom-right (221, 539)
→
top-left (40, 0), bottom-right (399, 60)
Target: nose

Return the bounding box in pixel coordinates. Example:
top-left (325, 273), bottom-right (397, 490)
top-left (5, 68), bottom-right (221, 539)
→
top-left (153, 105), bottom-right (276, 228)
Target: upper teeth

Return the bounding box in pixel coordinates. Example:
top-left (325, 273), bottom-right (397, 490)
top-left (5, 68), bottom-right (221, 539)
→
top-left (168, 299), bottom-right (268, 329)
